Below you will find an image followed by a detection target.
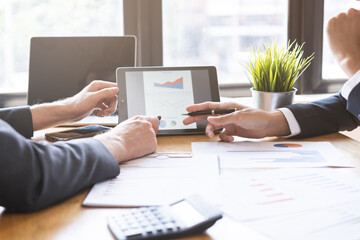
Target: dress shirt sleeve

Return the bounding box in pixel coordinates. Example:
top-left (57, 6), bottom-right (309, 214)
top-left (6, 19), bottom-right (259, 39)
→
top-left (341, 70), bottom-right (360, 120)
top-left (0, 120), bottom-right (120, 212)
top-left (0, 106), bottom-right (34, 138)
top-left (278, 108), bottom-right (301, 138)
top-left (347, 83), bottom-right (360, 120)
top-left (341, 70), bottom-right (360, 100)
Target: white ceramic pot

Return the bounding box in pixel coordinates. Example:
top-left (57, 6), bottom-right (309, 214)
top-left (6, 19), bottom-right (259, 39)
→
top-left (251, 88), bottom-right (297, 111)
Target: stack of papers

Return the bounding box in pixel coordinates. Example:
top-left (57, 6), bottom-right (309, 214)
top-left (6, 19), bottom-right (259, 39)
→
top-left (84, 141), bottom-right (359, 239)
top-left (191, 141), bottom-right (360, 239)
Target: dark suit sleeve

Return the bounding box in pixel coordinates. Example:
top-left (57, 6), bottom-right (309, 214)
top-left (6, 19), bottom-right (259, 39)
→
top-left (0, 106), bottom-right (34, 138)
top-left (347, 82), bottom-right (360, 119)
top-left (285, 93), bottom-right (360, 138)
top-left (0, 120), bottom-right (120, 213)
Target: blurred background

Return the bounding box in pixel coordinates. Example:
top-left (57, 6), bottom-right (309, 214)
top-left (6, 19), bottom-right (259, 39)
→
top-left (0, 0), bottom-right (359, 100)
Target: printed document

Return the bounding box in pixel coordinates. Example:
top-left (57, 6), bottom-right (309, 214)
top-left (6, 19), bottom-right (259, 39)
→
top-left (244, 200), bottom-right (360, 240)
top-left (221, 168), bottom-right (360, 221)
top-left (192, 141), bottom-right (353, 168)
top-left (83, 154), bottom-right (220, 207)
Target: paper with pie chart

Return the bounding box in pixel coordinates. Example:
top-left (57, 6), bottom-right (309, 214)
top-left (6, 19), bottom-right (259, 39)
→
top-left (143, 70), bottom-right (196, 130)
top-left (191, 141), bottom-right (353, 168)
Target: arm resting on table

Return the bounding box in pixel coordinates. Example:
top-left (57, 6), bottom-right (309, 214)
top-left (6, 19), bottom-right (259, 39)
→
top-left (0, 120), bottom-right (119, 212)
top-left (0, 106), bottom-right (33, 138)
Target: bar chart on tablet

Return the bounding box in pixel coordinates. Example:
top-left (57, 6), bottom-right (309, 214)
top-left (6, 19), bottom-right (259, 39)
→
top-left (154, 77), bottom-right (184, 89)
top-left (143, 70), bottom-right (196, 129)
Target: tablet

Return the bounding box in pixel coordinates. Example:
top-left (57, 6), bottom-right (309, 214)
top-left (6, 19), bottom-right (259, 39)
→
top-left (116, 66), bottom-right (220, 135)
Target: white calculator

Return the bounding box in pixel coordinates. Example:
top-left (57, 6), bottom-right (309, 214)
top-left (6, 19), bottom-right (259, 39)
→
top-left (107, 195), bottom-right (222, 240)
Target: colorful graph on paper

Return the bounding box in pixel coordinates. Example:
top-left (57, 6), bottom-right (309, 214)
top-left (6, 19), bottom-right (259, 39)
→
top-left (154, 77), bottom-right (184, 89)
top-left (221, 169), bottom-right (360, 221)
top-left (192, 141), bottom-right (352, 168)
top-left (274, 143), bottom-right (303, 148)
top-left (244, 200), bottom-right (360, 240)
top-left (226, 150), bottom-right (325, 163)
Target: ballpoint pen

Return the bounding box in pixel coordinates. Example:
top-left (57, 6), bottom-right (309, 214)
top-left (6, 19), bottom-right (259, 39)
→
top-left (182, 108), bottom-right (237, 116)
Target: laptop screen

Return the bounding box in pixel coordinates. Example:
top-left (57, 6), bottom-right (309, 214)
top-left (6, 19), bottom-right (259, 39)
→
top-left (28, 36), bottom-right (136, 105)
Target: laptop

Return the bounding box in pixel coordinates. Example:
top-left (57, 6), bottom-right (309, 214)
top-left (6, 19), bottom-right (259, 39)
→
top-left (28, 36), bottom-right (136, 126)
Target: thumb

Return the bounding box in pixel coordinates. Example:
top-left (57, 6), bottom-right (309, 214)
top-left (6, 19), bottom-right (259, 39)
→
top-left (145, 116), bottom-right (160, 133)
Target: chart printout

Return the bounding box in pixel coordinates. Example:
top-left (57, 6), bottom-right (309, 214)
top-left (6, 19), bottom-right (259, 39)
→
top-left (143, 70), bottom-right (196, 130)
top-left (221, 168), bottom-right (360, 221)
top-left (191, 141), bottom-right (353, 168)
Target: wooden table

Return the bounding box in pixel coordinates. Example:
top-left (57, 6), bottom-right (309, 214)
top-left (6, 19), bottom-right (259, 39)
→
top-left (1, 133), bottom-right (360, 240)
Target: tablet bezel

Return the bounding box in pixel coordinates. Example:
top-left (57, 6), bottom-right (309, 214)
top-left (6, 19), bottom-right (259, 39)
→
top-left (116, 66), bottom-right (220, 135)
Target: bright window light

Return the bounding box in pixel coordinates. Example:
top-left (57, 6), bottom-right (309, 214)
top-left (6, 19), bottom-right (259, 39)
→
top-left (0, 0), bottom-right (123, 93)
top-left (162, 0), bottom-right (288, 85)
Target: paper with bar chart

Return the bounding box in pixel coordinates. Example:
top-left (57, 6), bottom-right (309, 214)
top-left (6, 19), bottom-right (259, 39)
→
top-left (143, 70), bottom-right (196, 130)
top-left (244, 200), bottom-right (360, 240)
top-left (221, 168), bottom-right (360, 221)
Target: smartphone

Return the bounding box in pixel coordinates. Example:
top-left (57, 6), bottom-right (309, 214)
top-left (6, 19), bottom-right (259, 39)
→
top-left (45, 125), bottom-right (111, 142)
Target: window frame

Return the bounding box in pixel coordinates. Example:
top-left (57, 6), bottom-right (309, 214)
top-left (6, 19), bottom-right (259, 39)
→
top-left (124, 0), bottom-right (347, 96)
top-left (0, 0), bottom-right (349, 106)
top-left (123, 0), bottom-right (163, 67)
top-left (289, 0), bottom-right (346, 94)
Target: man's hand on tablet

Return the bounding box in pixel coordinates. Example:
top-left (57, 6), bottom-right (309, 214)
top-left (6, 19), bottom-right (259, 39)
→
top-left (31, 80), bottom-right (119, 130)
top-left (64, 80), bottom-right (119, 121)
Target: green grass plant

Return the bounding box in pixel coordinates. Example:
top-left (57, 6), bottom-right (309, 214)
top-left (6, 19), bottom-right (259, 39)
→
top-left (243, 40), bottom-right (314, 92)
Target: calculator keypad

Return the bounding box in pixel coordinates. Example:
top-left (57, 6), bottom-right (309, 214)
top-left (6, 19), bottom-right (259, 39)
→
top-left (108, 207), bottom-right (182, 240)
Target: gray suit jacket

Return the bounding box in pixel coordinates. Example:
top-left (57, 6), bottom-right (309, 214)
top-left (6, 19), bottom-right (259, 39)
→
top-left (286, 83), bottom-right (360, 138)
top-left (0, 106), bottom-right (119, 212)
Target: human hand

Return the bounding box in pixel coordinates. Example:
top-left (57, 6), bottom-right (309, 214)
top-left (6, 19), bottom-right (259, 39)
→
top-left (30, 80), bottom-right (119, 130)
top-left (64, 80), bottom-right (119, 122)
top-left (183, 102), bottom-right (290, 141)
top-left (183, 102), bottom-right (246, 129)
top-left (326, 8), bottom-right (360, 77)
top-left (94, 116), bottom-right (159, 163)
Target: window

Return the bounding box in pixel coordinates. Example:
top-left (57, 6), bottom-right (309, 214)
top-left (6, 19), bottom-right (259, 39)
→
top-left (322, 0), bottom-right (360, 80)
top-left (0, 0), bottom-right (123, 93)
top-left (2, 1), bottom-right (357, 97)
top-left (162, 0), bottom-right (288, 85)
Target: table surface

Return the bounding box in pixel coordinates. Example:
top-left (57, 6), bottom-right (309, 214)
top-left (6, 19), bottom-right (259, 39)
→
top-left (1, 132), bottom-right (360, 240)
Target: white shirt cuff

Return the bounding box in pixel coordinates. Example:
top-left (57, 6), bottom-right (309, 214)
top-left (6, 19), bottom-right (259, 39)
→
top-left (278, 108), bottom-right (301, 138)
top-left (341, 70), bottom-right (360, 100)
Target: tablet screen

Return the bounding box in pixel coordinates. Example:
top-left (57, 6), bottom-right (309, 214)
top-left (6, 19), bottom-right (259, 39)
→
top-left (117, 66), bottom-right (219, 135)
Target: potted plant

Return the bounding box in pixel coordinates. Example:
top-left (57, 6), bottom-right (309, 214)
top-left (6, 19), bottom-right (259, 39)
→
top-left (243, 40), bottom-right (314, 111)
